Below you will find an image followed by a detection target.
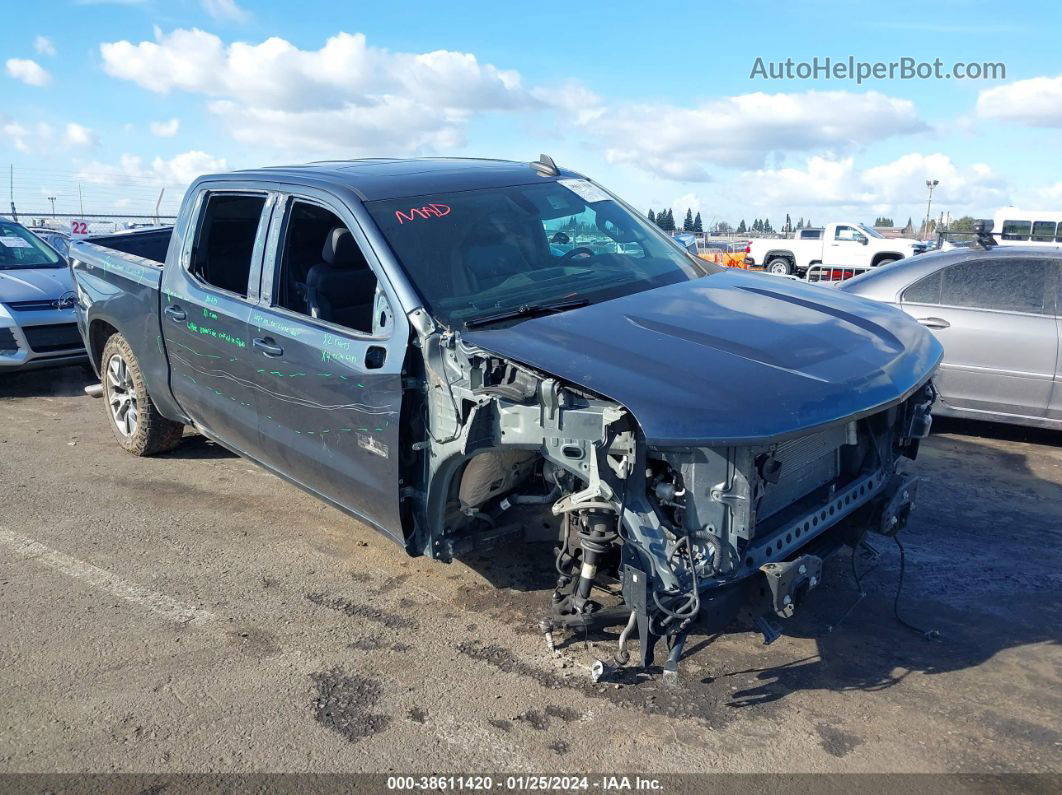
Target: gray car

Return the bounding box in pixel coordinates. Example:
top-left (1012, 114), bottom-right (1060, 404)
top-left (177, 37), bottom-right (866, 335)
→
top-left (838, 246), bottom-right (1061, 430)
top-left (0, 219), bottom-right (86, 372)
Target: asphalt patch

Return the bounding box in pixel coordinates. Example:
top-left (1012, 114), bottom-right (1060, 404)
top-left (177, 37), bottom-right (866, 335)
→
top-left (306, 592), bottom-right (417, 629)
top-left (310, 668), bottom-right (390, 743)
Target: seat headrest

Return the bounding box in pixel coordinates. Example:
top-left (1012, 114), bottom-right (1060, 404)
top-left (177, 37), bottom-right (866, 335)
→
top-left (322, 227), bottom-right (361, 269)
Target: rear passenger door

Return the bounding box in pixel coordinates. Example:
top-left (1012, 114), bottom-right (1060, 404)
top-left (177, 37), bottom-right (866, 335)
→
top-left (901, 257), bottom-right (1057, 419)
top-left (247, 191), bottom-right (408, 540)
top-left (161, 188), bottom-right (274, 456)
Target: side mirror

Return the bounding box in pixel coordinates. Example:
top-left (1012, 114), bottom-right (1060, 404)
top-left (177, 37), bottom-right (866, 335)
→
top-left (550, 231), bottom-right (570, 245)
top-left (860, 236), bottom-right (868, 246)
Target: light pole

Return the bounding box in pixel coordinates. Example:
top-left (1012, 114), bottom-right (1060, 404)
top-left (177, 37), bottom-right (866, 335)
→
top-left (924, 179), bottom-right (939, 240)
top-left (47, 196), bottom-right (56, 217)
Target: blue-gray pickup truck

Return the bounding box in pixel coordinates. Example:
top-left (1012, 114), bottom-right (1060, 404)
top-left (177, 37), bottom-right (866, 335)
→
top-left (69, 156), bottom-right (942, 675)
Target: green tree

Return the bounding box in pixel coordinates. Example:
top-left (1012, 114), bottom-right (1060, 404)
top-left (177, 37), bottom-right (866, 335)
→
top-left (764, 217), bottom-right (773, 233)
top-left (948, 215), bottom-right (976, 232)
top-left (737, 219), bottom-right (747, 234)
top-left (785, 213), bottom-right (792, 233)
top-left (683, 208), bottom-right (694, 232)
top-left (666, 209), bottom-right (677, 231)
top-left (647, 209), bottom-right (656, 224)
top-left (692, 211), bottom-right (703, 233)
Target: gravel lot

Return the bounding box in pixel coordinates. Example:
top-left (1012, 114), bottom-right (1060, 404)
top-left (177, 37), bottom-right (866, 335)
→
top-left (1, 365), bottom-right (1059, 775)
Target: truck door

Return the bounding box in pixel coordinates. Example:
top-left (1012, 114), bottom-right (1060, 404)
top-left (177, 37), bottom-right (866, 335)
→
top-left (829, 224), bottom-right (869, 266)
top-left (161, 188), bottom-right (274, 456)
top-left (247, 193), bottom-right (408, 541)
top-left (901, 257), bottom-right (1057, 419)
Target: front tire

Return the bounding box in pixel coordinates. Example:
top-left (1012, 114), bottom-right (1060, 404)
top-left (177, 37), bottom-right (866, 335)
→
top-left (765, 257), bottom-right (793, 275)
top-left (101, 334), bottom-right (184, 456)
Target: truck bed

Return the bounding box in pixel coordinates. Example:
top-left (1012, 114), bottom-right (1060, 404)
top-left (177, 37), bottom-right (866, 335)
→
top-left (83, 227), bottom-right (173, 264)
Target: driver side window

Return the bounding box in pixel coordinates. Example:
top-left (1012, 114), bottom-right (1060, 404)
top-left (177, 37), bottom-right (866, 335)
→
top-left (834, 225), bottom-right (864, 242)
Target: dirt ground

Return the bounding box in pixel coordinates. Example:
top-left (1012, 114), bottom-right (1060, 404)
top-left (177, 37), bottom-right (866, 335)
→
top-left (0, 365), bottom-right (1059, 776)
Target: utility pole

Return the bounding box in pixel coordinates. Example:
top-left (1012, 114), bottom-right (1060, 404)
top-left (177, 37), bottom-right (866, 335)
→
top-left (78, 183), bottom-right (85, 216)
top-left (924, 179), bottom-right (939, 241)
top-left (47, 196), bottom-right (56, 217)
top-left (9, 164), bottom-right (16, 222)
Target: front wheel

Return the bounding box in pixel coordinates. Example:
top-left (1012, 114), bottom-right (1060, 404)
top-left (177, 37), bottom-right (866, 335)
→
top-left (101, 334), bottom-right (184, 456)
top-left (765, 257), bottom-right (793, 275)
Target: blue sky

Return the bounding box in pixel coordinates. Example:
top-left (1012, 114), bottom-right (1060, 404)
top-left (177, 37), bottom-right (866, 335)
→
top-left (3, 0), bottom-right (1061, 227)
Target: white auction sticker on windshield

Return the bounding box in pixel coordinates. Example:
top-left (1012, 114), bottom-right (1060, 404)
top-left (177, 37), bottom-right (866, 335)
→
top-left (558, 179), bottom-right (611, 204)
top-left (0, 236), bottom-right (32, 248)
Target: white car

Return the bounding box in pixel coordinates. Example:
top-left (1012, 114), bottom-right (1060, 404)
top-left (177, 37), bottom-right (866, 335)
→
top-left (745, 222), bottom-right (928, 276)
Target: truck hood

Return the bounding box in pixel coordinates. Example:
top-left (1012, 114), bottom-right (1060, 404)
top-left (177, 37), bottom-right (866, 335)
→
top-left (0, 267), bottom-right (74, 304)
top-left (463, 271), bottom-right (943, 446)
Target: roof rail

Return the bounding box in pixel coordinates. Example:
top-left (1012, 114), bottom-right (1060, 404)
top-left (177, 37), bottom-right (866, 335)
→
top-left (532, 153), bottom-right (560, 176)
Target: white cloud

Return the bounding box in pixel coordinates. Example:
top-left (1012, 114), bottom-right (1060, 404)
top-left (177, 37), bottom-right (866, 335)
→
top-left (149, 118), bottom-right (181, 137)
top-left (99, 28), bottom-right (538, 156)
top-left (34, 36), bottom-right (56, 56)
top-left (2, 121), bottom-right (51, 153)
top-left (64, 122), bottom-right (98, 148)
top-left (5, 58), bottom-right (52, 87)
top-left (585, 90), bottom-right (927, 179)
top-left (77, 150), bottom-right (229, 188)
top-left (736, 153), bottom-right (1009, 216)
top-left (202, 0), bottom-right (250, 23)
top-left (2, 119), bottom-right (98, 153)
top-left (976, 75), bottom-right (1062, 127)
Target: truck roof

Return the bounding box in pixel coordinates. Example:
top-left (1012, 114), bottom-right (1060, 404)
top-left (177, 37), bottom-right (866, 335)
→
top-left (224, 157), bottom-right (583, 202)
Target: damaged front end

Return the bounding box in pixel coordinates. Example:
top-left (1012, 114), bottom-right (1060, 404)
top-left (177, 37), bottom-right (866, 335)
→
top-left (399, 308), bottom-right (937, 678)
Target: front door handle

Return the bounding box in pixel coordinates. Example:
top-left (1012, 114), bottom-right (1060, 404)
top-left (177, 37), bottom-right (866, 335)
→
top-left (253, 337), bottom-right (284, 357)
top-left (917, 317), bottom-right (950, 329)
top-left (164, 304), bottom-right (187, 322)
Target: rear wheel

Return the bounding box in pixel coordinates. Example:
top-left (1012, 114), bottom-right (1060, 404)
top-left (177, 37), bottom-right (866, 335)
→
top-left (101, 334), bottom-right (184, 456)
top-left (875, 257), bottom-right (900, 267)
top-left (765, 257), bottom-right (793, 275)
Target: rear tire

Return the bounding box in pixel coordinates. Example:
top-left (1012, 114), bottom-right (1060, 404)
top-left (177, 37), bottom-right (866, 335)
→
top-left (875, 257), bottom-right (900, 267)
top-left (101, 334), bottom-right (184, 456)
top-left (765, 257), bottom-right (793, 275)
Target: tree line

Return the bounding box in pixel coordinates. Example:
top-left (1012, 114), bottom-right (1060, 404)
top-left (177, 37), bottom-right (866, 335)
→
top-left (647, 208), bottom-right (820, 236)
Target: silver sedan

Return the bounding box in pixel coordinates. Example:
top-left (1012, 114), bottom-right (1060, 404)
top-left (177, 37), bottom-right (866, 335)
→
top-left (837, 246), bottom-right (1061, 430)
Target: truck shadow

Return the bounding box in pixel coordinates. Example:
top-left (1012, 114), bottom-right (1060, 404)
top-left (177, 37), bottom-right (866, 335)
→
top-left (0, 364), bottom-right (94, 398)
top-left (724, 423), bottom-right (1061, 708)
top-left (161, 432), bottom-right (239, 461)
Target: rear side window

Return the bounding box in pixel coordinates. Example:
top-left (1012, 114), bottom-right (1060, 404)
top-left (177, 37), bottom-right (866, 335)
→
top-left (801, 229), bottom-right (822, 240)
top-left (1031, 221), bottom-right (1058, 242)
top-left (902, 270), bottom-right (942, 304)
top-left (1000, 220), bottom-right (1031, 241)
top-left (190, 193), bottom-right (267, 297)
top-left (939, 258), bottom-right (1047, 314)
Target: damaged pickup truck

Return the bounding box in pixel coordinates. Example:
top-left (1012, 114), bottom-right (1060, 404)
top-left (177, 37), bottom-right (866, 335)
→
top-left (69, 156), bottom-right (942, 676)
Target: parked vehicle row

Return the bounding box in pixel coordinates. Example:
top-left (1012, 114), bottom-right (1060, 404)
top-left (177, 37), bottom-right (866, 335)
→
top-left (67, 156), bottom-right (939, 676)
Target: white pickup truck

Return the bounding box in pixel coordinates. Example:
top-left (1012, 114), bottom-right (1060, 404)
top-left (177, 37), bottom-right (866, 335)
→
top-left (745, 223), bottom-right (928, 276)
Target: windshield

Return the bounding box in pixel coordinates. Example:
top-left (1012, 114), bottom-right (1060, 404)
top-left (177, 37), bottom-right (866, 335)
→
top-left (0, 222), bottom-right (63, 269)
top-left (366, 180), bottom-right (715, 328)
top-left (858, 223), bottom-right (885, 239)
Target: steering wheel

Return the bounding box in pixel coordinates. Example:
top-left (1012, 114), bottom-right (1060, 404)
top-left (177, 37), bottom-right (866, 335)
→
top-left (559, 246), bottom-right (595, 263)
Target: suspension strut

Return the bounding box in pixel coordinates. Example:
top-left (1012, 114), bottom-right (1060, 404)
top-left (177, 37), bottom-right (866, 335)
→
top-left (570, 509), bottom-right (618, 614)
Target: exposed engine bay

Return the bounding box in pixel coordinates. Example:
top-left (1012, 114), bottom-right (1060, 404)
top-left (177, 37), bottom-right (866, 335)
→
top-left (400, 309), bottom-right (936, 678)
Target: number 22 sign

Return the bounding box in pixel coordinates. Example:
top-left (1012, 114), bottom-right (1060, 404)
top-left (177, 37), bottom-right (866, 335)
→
top-left (70, 220), bottom-right (90, 237)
